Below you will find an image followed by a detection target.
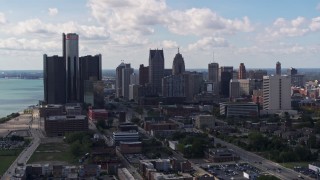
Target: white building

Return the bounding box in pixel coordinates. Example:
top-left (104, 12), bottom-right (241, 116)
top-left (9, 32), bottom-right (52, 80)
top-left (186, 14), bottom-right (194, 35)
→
top-left (122, 64), bottom-right (134, 99)
top-left (229, 79), bottom-right (240, 98)
top-left (263, 75), bottom-right (291, 110)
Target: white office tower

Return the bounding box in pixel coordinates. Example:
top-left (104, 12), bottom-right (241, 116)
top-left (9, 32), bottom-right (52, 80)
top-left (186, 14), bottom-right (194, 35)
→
top-left (263, 75), bottom-right (291, 110)
top-left (122, 64), bottom-right (134, 99)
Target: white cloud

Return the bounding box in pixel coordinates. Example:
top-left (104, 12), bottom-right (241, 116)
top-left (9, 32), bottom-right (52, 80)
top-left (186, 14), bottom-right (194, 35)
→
top-left (161, 40), bottom-right (178, 49)
top-left (166, 8), bottom-right (253, 36)
top-left (188, 37), bottom-right (229, 51)
top-left (48, 8), bottom-right (58, 16)
top-left (4, 18), bottom-right (109, 40)
top-left (0, 12), bottom-right (7, 24)
top-left (87, 0), bottom-right (254, 37)
top-left (309, 17), bottom-right (320, 31)
top-left (0, 37), bottom-right (60, 51)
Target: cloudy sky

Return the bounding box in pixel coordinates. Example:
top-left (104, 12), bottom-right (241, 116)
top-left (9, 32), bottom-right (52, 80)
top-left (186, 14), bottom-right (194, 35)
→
top-left (0, 0), bottom-right (320, 70)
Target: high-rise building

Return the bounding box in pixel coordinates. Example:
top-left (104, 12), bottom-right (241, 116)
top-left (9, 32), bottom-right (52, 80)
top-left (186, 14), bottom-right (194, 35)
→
top-left (162, 75), bottom-right (185, 97)
top-left (65, 33), bottom-right (79, 102)
top-left (149, 49), bottom-right (164, 95)
top-left (287, 67), bottom-right (298, 75)
top-left (130, 73), bottom-right (139, 85)
top-left (238, 63), bottom-right (246, 79)
top-left (208, 62), bottom-right (219, 94)
top-left (183, 72), bottom-right (203, 102)
top-left (79, 55), bottom-right (102, 102)
top-left (116, 62), bottom-right (126, 98)
top-left (43, 55), bottom-right (66, 104)
top-left (122, 64), bottom-right (134, 99)
top-left (139, 64), bottom-right (149, 86)
top-left (247, 69), bottom-right (267, 79)
top-left (220, 66), bottom-right (233, 97)
top-left (229, 80), bottom-right (240, 98)
top-left (276, 61), bottom-right (281, 75)
top-left (84, 80), bottom-right (104, 108)
top-left (263, 75), bottom-right (291, 110)
top-left (172, 50), bottom-right (185, 75)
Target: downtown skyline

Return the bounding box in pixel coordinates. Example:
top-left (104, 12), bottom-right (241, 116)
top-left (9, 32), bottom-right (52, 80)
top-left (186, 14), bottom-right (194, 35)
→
top-left (0, 0), bottom-right (320, 70)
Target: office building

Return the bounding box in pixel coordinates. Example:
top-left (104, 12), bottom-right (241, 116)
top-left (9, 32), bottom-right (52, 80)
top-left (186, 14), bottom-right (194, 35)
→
top-left (162, 75), bottom-right (185, 97)
top-left (238, 63), bottom-right (246, 79)
top-left (139, 64), bottom-right (149, 86)
top-left (79, 55), bottom-right (102, 102)
top-left (220, 102), bottom-right (259, 117)
top-left (229, 80), bottom-right (240, 98)
top-left (287, 67), bottom-right (298, 75)
top-left (276, 61), bottom-right (281, 75)
top-left (129, 84), bottom-right (140, 101)
top-left (65, 33), bottom-right (79, 102)
top-left (149, 49), bottom-right (164, 95)
top-left (194, 115), bottom-right (215, 129)
top-left (183, 72), bottom-right (203, 102)
top-left (116, 62), bottom-right (126, 98)
top-left (247, 69), bottom-right (267, 80)
top-left (172, 50), bottom-right (185, 75)
top-left (122, 64), bottom-right (134, 99)
top-left (130, 72), bottom-right (139, 85)
top-left (44, 115), bottom-right (88, 137)
top-left (208, 62), bottom-right (219, 94)
top-left (43, 55), bottom-right (66, 104)
top-left (220, 66), bottom-right (233, 97)
top-left (112, 131), bottom-right (139, 145)
top-left (263, 75), bottom-right (291, 110)
top-left (83, 80), bottom-right (104, 108)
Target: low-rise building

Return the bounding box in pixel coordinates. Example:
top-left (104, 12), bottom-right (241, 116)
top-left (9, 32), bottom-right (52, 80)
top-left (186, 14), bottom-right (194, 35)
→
top-left (118, 168), bottom-right (135, 180)
top-left (88, 109), bottom-right (108, 122)
top-left (205, 148), bottom-right (240, 163)
top-left (119, 141), bottom-right (142, 154)
top-left (112, 131), bottom-right (139, 145)
top-left (44, 115), bottom-right (88, 137)
top-left (194, 115), bottom-right (215, 129)
top-left (220, 102), bottom-right (258, 117)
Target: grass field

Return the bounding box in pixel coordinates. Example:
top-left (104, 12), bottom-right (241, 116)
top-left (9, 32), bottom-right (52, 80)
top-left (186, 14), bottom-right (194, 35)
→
top-left (0, 149), bottom-right (23, 176)
top-left (28, 143), bottom-right (77, 165)
top-left (280, 162), bottom-right (312, 169)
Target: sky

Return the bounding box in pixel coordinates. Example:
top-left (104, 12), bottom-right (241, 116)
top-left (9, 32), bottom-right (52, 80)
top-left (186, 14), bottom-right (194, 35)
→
top-left (0, 0), bottom-right (320, 70)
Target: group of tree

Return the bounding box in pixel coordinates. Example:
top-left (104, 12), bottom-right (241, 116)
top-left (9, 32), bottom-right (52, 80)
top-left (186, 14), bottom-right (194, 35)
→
top-left (96, 117), bottom-right (114, 131)
top-left (0, 112), bottom-right (20, 124)
top-left (243, 132), bottom-right (317, 163)
top-left (65, 132), bottom-right (93, 157)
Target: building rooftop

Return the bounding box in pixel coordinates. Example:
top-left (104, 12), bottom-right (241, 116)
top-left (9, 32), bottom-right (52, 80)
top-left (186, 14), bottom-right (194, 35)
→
top-left (47, 115), bottom-right (86, 121)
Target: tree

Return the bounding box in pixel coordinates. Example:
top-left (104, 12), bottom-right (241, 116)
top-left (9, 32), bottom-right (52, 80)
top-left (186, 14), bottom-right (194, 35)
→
top-left (96, 119), bottom-right (106, 129)
top-left (70, 140), bottom-right (82, 157)
top-left (107, 117), bottom-right (114, 127)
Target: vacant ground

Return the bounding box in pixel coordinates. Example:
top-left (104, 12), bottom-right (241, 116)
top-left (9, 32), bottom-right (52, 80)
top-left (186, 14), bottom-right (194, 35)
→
top-left (0, 149), bottom-right (23, 176)
top-left (28, 143), bottom-right (78, 165)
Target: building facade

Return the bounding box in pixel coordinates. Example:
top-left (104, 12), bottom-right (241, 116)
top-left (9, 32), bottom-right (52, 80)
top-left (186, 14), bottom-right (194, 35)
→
top-left (263, 75), bottom-right (291, 110)
top-left (43, 55), bottom-right (66, 104)
top-left (148, 49), bottom-right (164, 95)
top-left (238, 63), bottom-right (246, 79)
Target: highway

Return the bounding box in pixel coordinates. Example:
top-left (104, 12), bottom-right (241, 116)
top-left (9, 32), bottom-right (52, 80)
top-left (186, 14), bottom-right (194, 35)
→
top-left (212, 134), bottom-right (312, 180)
top-left (1, 114), bottom-right (42, 180)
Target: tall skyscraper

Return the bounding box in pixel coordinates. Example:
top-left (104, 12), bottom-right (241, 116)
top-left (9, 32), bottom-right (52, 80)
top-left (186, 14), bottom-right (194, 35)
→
top-left (65, 33), bottom-right (79, 102)
top-left (43, 55), bottom-right (66, 104)
top-left (79, 54), bottom-right (102, 102)
top-left (44, 33), bottom-right (102, 105)
top-left (208, 62), bottom-right (219, 94)
top-left (238, 63), bottom-right (246, 79)
top-left (229, 79), bottom-right (240, 98)
top-left (220, 66), bottom-right (233, 97)
top-left (149, 49), bottom-right (164, 95)
top-left (287, 67), bottom-right (298, 75)
top-left (172, 50), bottom-right (185, 75)
top-left (263, 75), bottom-right (291, 110)
top-left (122, 64), bottom-right (134, 99)
top-left (116, 62), bottom-right (125, 98)
top-left (276, 61), bottom-right (281, 75)
top-left (139, 64), bottom-right (149, 86)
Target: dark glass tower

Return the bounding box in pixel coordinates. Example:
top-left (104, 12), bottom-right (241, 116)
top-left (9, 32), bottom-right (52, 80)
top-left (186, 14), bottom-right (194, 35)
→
top-left (172, 50), bottom-right (185, 75)
top-left (149, 49), bottom-right (164, 95)
top-left (43, 54), bottom-right (66, 104)
top-left (79, 54), bottom-right (102, 102)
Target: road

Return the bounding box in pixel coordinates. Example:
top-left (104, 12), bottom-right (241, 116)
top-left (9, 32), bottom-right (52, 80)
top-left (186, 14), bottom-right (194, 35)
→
top-left (1, 114), bottom-right (42, 180)
top-left (212, 134), bottom-right (312, 180)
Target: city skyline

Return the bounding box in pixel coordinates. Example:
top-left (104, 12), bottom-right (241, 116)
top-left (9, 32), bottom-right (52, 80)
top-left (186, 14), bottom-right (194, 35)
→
top-left (0, 0), bottom-right (320, 70)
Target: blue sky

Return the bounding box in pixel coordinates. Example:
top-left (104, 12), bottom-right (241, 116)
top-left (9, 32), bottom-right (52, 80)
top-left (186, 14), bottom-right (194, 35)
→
top-left (0, 0), bottom-right (320, 70)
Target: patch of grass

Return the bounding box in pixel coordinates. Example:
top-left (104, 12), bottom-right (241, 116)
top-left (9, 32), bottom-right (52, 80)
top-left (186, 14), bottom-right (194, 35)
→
top-left (28, 143), bottom-right (78, 165)
top-left (280, 162), bottom-right (312, 169)
top-left (0, 149), bottom-right (23, 176)
top-left (0, 156), bottom-right (17, 176)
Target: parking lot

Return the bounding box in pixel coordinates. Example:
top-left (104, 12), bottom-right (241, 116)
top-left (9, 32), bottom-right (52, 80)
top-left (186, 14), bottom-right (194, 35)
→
top-left (202, 163), bottom-right (262, 180)
top-left (124, 154), bottom-right (148, 165)
top-left (294, 166), bottom-right (319, 179)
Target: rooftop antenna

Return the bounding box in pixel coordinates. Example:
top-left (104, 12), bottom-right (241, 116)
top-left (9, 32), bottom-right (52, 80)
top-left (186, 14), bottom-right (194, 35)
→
top-left (178, 47), bottom-right (180, 54)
